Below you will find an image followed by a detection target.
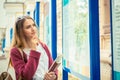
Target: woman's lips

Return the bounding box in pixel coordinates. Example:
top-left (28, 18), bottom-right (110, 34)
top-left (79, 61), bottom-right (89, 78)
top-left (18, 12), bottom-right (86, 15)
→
top-left (31, 32), bottom-right (36, 35)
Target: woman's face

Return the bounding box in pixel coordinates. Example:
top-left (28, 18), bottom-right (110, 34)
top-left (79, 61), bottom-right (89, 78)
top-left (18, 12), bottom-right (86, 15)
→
top-left (23, 19), bottom-right (37, 40)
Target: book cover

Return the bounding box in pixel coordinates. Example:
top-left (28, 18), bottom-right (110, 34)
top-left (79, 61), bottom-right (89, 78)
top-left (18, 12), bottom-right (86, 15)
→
top-left (48, 55), bottom-right (62, 72)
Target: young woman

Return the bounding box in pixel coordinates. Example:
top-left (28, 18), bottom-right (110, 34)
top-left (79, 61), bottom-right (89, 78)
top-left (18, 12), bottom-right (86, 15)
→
top-left (10, 16), bottom-right (57, 80)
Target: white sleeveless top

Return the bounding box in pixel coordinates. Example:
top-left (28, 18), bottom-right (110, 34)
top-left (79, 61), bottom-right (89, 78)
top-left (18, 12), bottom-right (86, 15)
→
top-left (23, 44), bottom-right (49, 80)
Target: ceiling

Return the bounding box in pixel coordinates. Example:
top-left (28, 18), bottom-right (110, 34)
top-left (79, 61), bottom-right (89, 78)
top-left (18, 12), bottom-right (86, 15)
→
top-left (5, 0), bottom-right (25, 2)
top-left (0, 0), bottom-right (32, 28)
top-left (0, 0), bottom-right (49, 28)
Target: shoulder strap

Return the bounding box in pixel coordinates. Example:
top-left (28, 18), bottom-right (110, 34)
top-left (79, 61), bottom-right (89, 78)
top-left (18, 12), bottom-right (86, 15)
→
top-left (7, 58), bottom-right (11, 72)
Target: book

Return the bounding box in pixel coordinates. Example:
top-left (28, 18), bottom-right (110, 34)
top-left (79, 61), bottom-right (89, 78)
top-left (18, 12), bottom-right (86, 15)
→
top-left (48, 54), bottom-right (62, 72)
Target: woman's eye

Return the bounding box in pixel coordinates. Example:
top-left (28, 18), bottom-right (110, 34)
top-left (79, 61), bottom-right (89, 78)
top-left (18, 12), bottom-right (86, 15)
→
top-left (33, 24), bottom-right (36, 27)
top-left (26, 25), bottom-right (31, 29)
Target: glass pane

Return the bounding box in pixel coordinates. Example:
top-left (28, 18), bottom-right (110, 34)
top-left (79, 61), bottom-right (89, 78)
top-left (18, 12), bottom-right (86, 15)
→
top-left (62, 0), bottom-right (90, 78)
top-left (111, 0), bottom-right (120, 79)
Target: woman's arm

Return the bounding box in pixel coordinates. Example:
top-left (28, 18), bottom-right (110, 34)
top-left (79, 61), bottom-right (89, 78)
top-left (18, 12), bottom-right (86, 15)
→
top-left (10, 47), bottom-right (41, 80)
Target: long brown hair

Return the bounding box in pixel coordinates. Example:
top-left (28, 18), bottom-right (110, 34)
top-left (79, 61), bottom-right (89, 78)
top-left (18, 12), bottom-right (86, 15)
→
top-left (11, 16), bottom-right (36, 49)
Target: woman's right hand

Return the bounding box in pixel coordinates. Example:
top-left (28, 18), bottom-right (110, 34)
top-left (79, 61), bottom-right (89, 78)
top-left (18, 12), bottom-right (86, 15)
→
top-left (30, 35), bottom-right (39, 50)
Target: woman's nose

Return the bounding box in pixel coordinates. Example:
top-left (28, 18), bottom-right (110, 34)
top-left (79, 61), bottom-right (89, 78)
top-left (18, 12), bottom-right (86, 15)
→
top-left (31, 26), bottom-right (34, 31)
top-left (31, 26), bottom-right (35, 31)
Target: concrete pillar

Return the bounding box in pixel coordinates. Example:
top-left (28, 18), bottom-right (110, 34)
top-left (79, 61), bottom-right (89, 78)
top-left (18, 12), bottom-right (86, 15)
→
top-left (5, 13), bottom-right (15, 49)
top-left (24, 0), bottom-right (36, 18)
top-left (3, 2), bottom-right (24, 55)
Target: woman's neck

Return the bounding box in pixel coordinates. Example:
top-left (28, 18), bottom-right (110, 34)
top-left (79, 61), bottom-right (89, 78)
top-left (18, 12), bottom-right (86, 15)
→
top-left (24, 39), bottom-right (32, 48)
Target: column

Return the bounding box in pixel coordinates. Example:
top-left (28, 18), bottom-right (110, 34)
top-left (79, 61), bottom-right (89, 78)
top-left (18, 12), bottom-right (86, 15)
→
top-left (24, 0), bottom-right (35, 18)
top-left (4, 2), bottom-right (24, 54)
top-left (6, 14), bottom-right (15, 48)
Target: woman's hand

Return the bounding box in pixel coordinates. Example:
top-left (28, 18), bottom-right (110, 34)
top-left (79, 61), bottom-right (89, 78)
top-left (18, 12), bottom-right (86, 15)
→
top-left (44, 72), bottom-right (56, 80)
top-left (29, 35), bottom-right (39, 50)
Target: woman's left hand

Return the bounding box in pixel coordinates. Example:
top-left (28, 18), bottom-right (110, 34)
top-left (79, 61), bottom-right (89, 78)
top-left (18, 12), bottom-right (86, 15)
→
top-left (44, 72), bottom-right (56, 80)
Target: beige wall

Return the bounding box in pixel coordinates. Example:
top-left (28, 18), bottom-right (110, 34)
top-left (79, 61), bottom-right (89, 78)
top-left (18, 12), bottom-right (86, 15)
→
top-left (99, 0), bottom-right (111, 50)
top-left (99, 0), bottom-right (112, 80)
